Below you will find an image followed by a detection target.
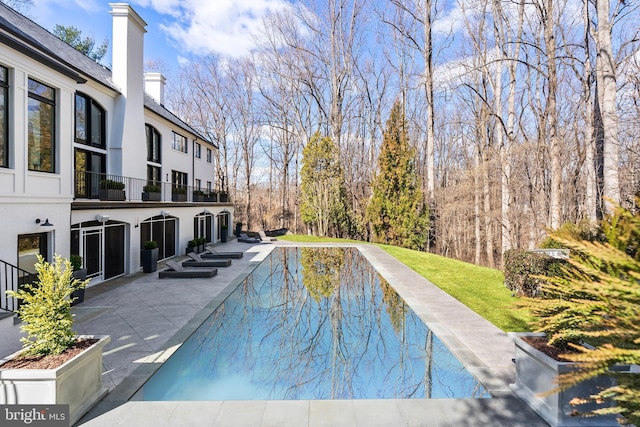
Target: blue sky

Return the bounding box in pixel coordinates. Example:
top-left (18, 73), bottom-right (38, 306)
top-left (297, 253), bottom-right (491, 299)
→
top-left (28, 0), bottom-right (295, 74)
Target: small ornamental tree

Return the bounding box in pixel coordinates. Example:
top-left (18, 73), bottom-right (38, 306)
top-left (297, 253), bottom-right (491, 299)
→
top-left (366, 100), bottom-right (429, 250)
top-left (7, 254), bottom-right (88, 356)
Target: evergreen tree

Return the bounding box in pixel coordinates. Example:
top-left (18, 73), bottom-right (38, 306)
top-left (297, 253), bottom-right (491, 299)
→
top-left (300, 132), bottom-right (353, 237)
top-left (52, 25), bottom-right (108, 63)
top-left (366, 100), bottom-right (429, 250)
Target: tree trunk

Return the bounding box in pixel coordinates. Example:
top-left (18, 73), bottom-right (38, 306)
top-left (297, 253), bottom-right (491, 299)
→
top-left (595, 0), bottom-right (619, 213)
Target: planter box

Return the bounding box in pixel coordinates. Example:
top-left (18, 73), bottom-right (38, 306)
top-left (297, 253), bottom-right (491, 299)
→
top-left (99, 189), bottom-right (125, 201)
top-left (142, 191), bottom-right (161, 201)
top-left (509, 332), bottom-right (618, 427)
top-left (0, 335), bottom-right (111, 426)
top-left (141, 248), bottom-right (159, 273)
top-left (71, 268), bottom-right (88, 306)
top-left (172, 193), bottom-right (187, 202)
top-left (192, 194), bottom-right (205, 202)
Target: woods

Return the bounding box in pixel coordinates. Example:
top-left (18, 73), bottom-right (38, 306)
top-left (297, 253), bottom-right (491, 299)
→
top-left (162, 0), bottom-right (640, 268)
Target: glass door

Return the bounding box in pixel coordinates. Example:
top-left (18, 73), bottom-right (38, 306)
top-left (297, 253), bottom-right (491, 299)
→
top-left (83, 227), bottom-right (103, 279)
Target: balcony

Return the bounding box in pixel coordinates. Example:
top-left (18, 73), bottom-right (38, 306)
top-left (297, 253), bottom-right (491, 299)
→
top-left (74, 171), bottom-right (228, 203)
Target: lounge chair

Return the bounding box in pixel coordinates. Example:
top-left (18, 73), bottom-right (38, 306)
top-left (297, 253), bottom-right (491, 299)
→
top-left (258, 230), bottom-right (277, 241)
top-left (238, 233), bottom-right (260, 243)
top-left (182, 252), bottom-right (231, 268)
top-left (202, 247), bottom-right (244, 259)
top-left (159, 260), bottom-right (217, 278)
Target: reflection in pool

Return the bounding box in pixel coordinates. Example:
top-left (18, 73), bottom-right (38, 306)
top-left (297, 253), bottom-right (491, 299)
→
top-left (142, 247), bottom-right (489, 400)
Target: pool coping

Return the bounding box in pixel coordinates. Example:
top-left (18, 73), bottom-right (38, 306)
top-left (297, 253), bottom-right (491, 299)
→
top-left (78, 242), bottom-right (548, 426)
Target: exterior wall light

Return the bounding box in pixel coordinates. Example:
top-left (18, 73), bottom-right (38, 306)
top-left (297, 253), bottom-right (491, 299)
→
top-left (35, 218), bottom-right (54, 227)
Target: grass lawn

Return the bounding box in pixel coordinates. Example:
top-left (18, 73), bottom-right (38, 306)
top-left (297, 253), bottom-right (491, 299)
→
top-left (279, 234), bottom-right (533, 332)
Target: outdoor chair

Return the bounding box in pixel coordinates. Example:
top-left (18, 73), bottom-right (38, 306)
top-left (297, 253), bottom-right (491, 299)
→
top-left (159, 260), bottom-right (217, 278)
top-left (258, 230), bottom-right (277, 242)
top-left (202, 247), bottom-right (244, 259)
top-left (182, 252), bottom-right (232, 268)
top-left (238, 233), bottom-right (261, 244)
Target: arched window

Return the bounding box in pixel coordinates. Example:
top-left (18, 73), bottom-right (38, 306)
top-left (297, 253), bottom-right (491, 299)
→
top-left (146, 124), bottom-right (161, 186)
top-left (75, 93), bottom-right (105, 148)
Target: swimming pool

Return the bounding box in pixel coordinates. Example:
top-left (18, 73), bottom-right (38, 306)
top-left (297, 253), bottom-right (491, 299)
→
top-left (141, 247), bottom-right (489, 400)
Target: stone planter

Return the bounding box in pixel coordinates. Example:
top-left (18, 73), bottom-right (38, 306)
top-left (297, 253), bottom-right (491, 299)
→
top-left (71, 268), bottom-right (88, 306)
top-left (141, 248), bottom-right (159, 273)
top-left (509, 332), bottom-right (618, 427)
top-left (0, 335), bottom-right (111, 426)
top-left (172, 193), bottom-right (187, 202)
top-left (142, 191), bottom-right (161, 201)
top-left (99, 189), bottom-right (125, 201)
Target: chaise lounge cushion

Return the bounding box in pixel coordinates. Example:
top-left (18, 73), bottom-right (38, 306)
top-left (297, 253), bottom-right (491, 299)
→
top-left (238, 233), bottom-right (260, 243)
top-left (258, 230), bottom-right (277, 242)
top-left (159, 260), bottom-right (217, 278)
top-left (183, 252), bottom-right (231, 267)
top-left (202, 247), bottom-right (244, 259)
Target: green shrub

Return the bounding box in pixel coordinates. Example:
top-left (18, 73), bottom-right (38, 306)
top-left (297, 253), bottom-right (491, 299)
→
top-left (99, 179), bottom-right (125, 190)
top-left (143, 240), bottom-right (158, 250)
top-left (503, 249), bottom-right (566, 297)
top-left (69, 254), bottom-right (83, 271)
top-left (6, 254), bottom-right (88, 356)
top-left (187, 239), bottom-right (197, 248)
top-left (143, 184), bottom-right (161, 193)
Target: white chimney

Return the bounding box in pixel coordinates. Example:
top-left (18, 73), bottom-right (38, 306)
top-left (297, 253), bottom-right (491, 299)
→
top-left (109, 3), bottom-right (147, 179)
top-left (144, 72), bottom-right (166, 105)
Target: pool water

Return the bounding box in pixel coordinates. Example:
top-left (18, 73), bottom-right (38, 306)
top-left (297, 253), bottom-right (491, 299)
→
top-left (142, 247), bottom-right (489, 400)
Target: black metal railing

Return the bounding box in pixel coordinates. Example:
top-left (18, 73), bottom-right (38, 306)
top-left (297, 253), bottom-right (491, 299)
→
top-left (0, 259), bottom-right (36, 313)
top-left (74, 171), bottom-right (229, 203)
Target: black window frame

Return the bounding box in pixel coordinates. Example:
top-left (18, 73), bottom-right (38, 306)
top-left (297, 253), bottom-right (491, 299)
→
top-left (0, 65), bottom-right (8, 168)
top-left (75, 92), bottom-right (105, 149)
top-left (172, 132), bottom-right (187, 153)
top-left (28, 77), bottom-right (56, 173)
top-left (146, 124), bottom-right (161, 163)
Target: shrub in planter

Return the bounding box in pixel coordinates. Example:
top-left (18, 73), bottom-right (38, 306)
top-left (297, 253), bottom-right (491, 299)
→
top-left (6, 254), bottom-right (88, 356)
top-left (99, 179), bottom-right (126, 201)
top-left (99, 179), bottom-right (125, 190)
top-left (516, 202), bottom-right (640, 425)
top-left (141, 240), bottom-right (159, 273)
top-left (142, 184), bottom-right (162, 201)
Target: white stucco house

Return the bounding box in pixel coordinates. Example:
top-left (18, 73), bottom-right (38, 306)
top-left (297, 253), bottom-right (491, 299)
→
top-left (0, 3), bottom-right (233, 313)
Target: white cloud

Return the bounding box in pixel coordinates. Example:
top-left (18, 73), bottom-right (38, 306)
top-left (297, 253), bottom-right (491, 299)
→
top-left (133, 0), bottom-right (295, 58)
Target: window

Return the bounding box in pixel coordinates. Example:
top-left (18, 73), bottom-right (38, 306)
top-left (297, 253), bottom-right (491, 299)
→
top-left (28, 78), bottom-right (55, 173)
top-left (195, 178), bottom-right (201, 190)
top-left (172, 132), bottom-right (187, 153)
top-left (206, 148), bottom-right (212, 163)
top-left (171, 170), bottom-right (187, 189)
top-left (147, 165), bottom-right (161, 185)
top-left (75, 93), bottom-right (105, 148)
top-left (0, 66), bottom-right (8, 168)
top-left (195, 142), bottom-right (201, 158)
top-left (206, 181), bottom-right (212, 194)
top-left (146, 124), bottom-right (161, 163)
